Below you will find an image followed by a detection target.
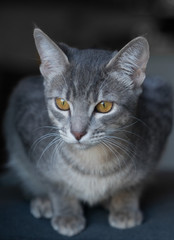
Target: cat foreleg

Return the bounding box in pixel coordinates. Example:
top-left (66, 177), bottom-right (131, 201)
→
top-left (108, 188), bottom-right (143, 229)
top-left (49, 192), bottom-right (85, 237)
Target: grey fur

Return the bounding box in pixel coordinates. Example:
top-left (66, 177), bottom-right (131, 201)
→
top-left (4, 28), bottom-right (172, 236)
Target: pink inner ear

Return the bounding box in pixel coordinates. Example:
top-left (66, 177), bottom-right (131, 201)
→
top-left (43, 61), bottom-right (53, 71)
top-left (133, 68), bottom-right (146, 87)
top-left (41, 61), bottom-right (54, 77)
top-left (40, 60), bottom-right (55, 79)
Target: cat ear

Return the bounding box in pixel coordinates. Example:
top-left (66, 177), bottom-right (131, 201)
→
top-left (33, 28), bottom-right (69, 80)
top-left (106, 37), bottom-right (149, 88)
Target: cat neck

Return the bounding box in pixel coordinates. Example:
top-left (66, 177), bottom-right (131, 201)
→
top-left (59, 140), bottom-right (132, 177)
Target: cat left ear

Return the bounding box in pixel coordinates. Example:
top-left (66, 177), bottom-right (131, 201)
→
top-left (33, 28), bottom-right (69, 80)
top-left (106, 37), bottom-right (149, 88)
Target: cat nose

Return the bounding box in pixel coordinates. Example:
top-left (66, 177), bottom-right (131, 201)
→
top-left (71, 130), bottom-right (86, 141)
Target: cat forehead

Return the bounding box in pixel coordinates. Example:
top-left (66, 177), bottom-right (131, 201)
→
top-left (48, 46), bottom-right (131, 101)
top-left (50, 47), bottom-right (113, 99)
top-left (50, 62), bottom-right (126, 103)
top-left (62, 45), bottom-right (113, 68)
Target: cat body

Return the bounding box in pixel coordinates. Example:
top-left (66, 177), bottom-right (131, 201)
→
top-left (4, 29), bottom-right (172, 236)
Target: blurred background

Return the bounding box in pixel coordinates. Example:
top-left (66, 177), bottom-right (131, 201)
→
top-left (0, 0), bottom-right (174, 171)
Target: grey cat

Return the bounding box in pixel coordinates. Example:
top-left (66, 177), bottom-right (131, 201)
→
top-left (4, 28), bottom-right (172, 236)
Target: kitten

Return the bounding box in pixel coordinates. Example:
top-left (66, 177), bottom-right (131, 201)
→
top-left (4, 28), bottom-right (172, 236)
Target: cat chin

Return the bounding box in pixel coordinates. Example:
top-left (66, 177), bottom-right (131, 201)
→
top-left (71, 142), bottom-right (92, 150)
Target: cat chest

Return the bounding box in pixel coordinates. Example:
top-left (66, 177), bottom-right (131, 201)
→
top-left (51, 149), bottom-right (134, 204)
top-left (63, 169), bottom-right (127, 205)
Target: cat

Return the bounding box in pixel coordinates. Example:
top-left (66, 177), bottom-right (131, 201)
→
top-left (4, 28), bottom-right (172, 237)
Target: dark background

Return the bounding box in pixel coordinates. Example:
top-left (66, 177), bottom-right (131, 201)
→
top-left (1, 0), bottom-right (174, 171)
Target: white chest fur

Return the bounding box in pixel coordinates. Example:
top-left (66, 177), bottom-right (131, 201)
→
top-left (63, 168), bottom-right (127, 205)
top-left (49, 144), bottom-right (133, 205)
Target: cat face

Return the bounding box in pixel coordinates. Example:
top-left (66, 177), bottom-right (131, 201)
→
top-left (34, 29), bottom-right (149, 149)
top-left (44, 64), bottom-right (133, 149)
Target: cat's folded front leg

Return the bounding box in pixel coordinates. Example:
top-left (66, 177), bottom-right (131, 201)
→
top-left (49, 192), bottom-right (85, 237)
top-left (108, 187), bottom-right (143, 229)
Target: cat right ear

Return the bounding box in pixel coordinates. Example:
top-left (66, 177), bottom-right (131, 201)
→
top-left (33, 28), bottom-right (69, 80)
top-left (106, 36), bottom-right (149, 88)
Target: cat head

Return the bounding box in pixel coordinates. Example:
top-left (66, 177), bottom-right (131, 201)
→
top-left (34, 28), bottom-right (149, 149)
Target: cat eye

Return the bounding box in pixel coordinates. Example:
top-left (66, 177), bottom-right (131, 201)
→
top-left (55, 98), bottom-right (70, 111)
top-left (95, 101), bottom-right (113, 113)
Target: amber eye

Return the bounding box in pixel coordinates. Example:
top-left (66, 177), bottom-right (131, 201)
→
top-left (55, 98), bottom-right (70, 111)
top-left (95, 101), bottom-right (113, 113)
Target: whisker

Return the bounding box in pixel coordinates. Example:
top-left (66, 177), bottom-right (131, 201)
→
top-left (103, 137), bottom-right (135, 158)
top-left (107, 121), bottom-right (138, 133)
top-left (108, 129), bottom-right (143, 141)
top-left (30, 133), bottom-right (60, 154)
top-left (51, 138), bottom-right (64, 164)
top-left (95, 121), bottom-right (138, 137)
top-left (39, 136), bottom-right (61, 161)
top-left (101, 140), bottom-right (122, 170)
top-left (103, 138), bottom-right (137, 173)
top-left (105, 135), bottom-right (136, 148)
top-left (103, 139), bottom-right (128, 167)
top-left (98, 142), bottom-right (108, 156)
top-left (34, 125), bottom-right (60, 131)
top-left (129, 115), bottom-right (150, 129)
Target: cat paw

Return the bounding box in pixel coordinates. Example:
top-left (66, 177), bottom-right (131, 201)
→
top-left (51, 215), bottom-right (86, 236)
top-left (30, 197), bottom-right (53, 219)
top-left (109, 209), bottom-right (143, 229)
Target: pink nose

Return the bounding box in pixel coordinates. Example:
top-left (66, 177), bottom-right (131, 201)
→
top-left (71, 131), bottom-right (86, 141)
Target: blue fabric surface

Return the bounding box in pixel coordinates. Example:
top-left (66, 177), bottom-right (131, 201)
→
top-left (0, 172), bottom-right (174, 240)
